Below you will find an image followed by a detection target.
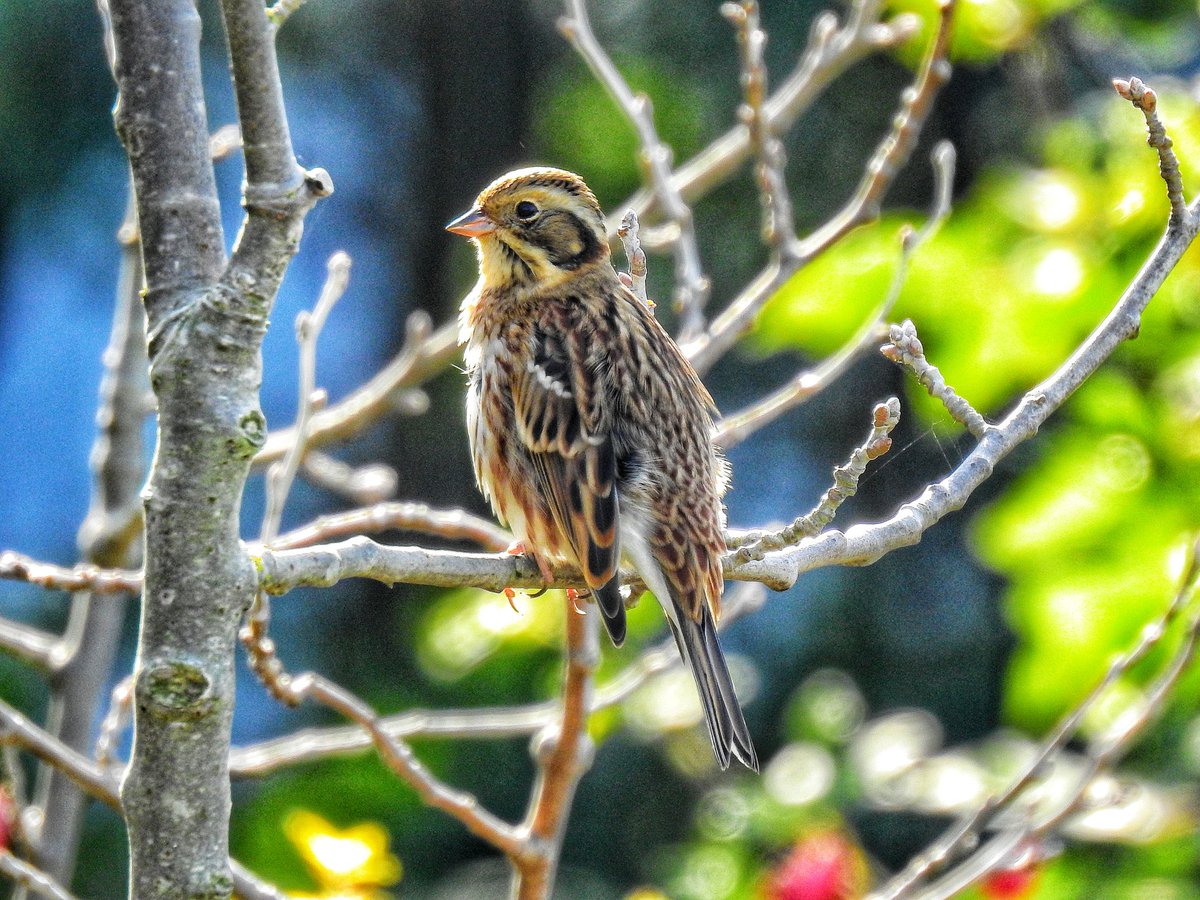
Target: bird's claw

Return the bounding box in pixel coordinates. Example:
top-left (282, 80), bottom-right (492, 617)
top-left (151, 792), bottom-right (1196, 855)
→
top-left (566, 587), bottom-right (588, 615)
top-left (503, 586), bottom-right (521, 614)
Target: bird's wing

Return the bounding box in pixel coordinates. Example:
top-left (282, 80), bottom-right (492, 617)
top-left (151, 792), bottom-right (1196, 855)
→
top-left (511, 321), bottom-right (624, 639)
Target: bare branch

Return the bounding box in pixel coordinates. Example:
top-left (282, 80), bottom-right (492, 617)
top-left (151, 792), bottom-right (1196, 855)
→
top-left (716, 142), bottom-right (955, 448)
top-left (616, 211), bottom-right (651, 309)
top-left (299, 451), bottom-right (398, 505)
top-left (513, 598), bottom-right (600, 898)
top-left (559, 0), bottom-right (710, 338)
top-left (730, 398), bottom-right (901, 560)
top-left (94, 677), bottom-right (133, 771)
top-left (877, 536), bottom-right (1200, 898)
top-left (253, 317), bottom-right (458, 468)
top-left (28, 175), bottom-right (146, 890)
top-left (0, 851), bottom-right (78, 900)
top-left (261, 251), bottom-right (353, 543)
top-left (882, 318), bottom-right (988, 438)
top-left (609, 0), bottom-right (920, 231)
top-left (260, 168), bottom-right (1200, 600)
top-left (0, 701), bottom-right (291, 900)
top-left (0, 620), bottom-right (58, 673)
top-left (229, 583), bottom-right (766, 778)
top-left (261, 671), bottom-right (526, 860)
top-left (686, 0), bottom-right (955, 374)
top-left (0, 552), bottom-right (140, 596)
top-left (271, 501), bottom-right (512, 553)
top-left (723, 0), bottom-right (799, 254)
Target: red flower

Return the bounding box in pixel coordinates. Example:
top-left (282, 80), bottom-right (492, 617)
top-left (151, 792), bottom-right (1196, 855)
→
top-left (982, 867), bottom-right (1038, 899)
top-left (765, 831), bottom-right (865, 900)
top-left (0, 787), bottom-right (15, 851)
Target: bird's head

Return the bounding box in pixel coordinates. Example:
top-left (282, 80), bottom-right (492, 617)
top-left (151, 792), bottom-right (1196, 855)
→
top-left (446, 167), bottom-right (610, 292)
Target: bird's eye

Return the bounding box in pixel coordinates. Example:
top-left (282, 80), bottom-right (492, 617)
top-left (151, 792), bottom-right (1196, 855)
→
top-left (515, 200), bottom-right (539, 220)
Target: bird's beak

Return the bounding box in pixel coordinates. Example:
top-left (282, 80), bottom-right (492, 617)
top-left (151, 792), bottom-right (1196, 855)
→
top-left (445, 208), bottom-right (496, 238)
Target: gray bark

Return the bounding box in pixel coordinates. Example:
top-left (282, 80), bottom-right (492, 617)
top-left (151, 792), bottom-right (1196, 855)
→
top-left (105, 0), bottom-right (327, 895)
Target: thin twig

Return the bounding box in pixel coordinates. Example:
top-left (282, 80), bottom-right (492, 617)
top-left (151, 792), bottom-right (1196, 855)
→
top-left (560, 0), bottom-right (710, 339)
top-left (0, 851), bottom-right (78, 900)
top-left (686, 0), bottom-right (955, 374)
top-left (253, 316), bottom-right (458, 468)
top-left (730, 398), bottom-right (901, 560)
top-left (882, 319), bottom-right (988, 438)
top-left (261, 251), bottom-right (352, 543)
top-left (0, 621), bottom-right (58, 673)
top-left (269, 501), bottom-right (512, 552)
top-left (265, 0), bottom-right (306, 30)
top-left (94, 676), bottom-right (133, 771)
top-left (299, 451), bottom-right (398, 505)
top-left (885, 536), bottom-right (1200, 899)
top-left (271, 672), bottom-right (527, 860)
top-left (723, 0), bottom-right (800, 254)
top-left (716, 141), bottom-right (955, 448)
top-left (0, 552), bottom-right (140, 596)
top-left (1113, 76), bottom-right (1187, 228)
top-left (616, 211), bottom-right (651, 309)
top-left (609, 0), bottom-right (919, 233)
top-left (246, 252), bottom-right (353, 704)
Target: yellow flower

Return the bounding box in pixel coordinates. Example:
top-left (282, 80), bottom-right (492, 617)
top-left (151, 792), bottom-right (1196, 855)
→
top-left (284, 809), bottom-right (401, 896)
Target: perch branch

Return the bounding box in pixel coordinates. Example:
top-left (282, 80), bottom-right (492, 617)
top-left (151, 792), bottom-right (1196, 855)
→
top-left (257, 85), bottom-right (1200, 598)
top-left (559, 0), bottom-right (710, 339)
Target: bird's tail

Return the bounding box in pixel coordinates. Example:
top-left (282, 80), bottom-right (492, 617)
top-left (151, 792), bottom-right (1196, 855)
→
top-left (594, 577), bottom-right (626, 647)
top-left (666, 606), bottom-right (758, 772)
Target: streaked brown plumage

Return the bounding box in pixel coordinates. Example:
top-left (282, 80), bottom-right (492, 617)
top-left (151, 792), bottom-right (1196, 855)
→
top-left (448, 167), bottom-right (757, 771)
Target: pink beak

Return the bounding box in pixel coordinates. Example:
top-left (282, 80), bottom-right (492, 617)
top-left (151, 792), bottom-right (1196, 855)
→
top-left (445, 208), bottom-right (496, 238)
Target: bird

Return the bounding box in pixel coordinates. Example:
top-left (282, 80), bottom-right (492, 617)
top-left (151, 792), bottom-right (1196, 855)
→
top-left (447, 167), bottom-right (757, 771)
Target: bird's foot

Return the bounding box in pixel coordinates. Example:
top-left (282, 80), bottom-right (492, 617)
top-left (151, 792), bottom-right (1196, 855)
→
top-left (505, 540), bottom-right (555, 584)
